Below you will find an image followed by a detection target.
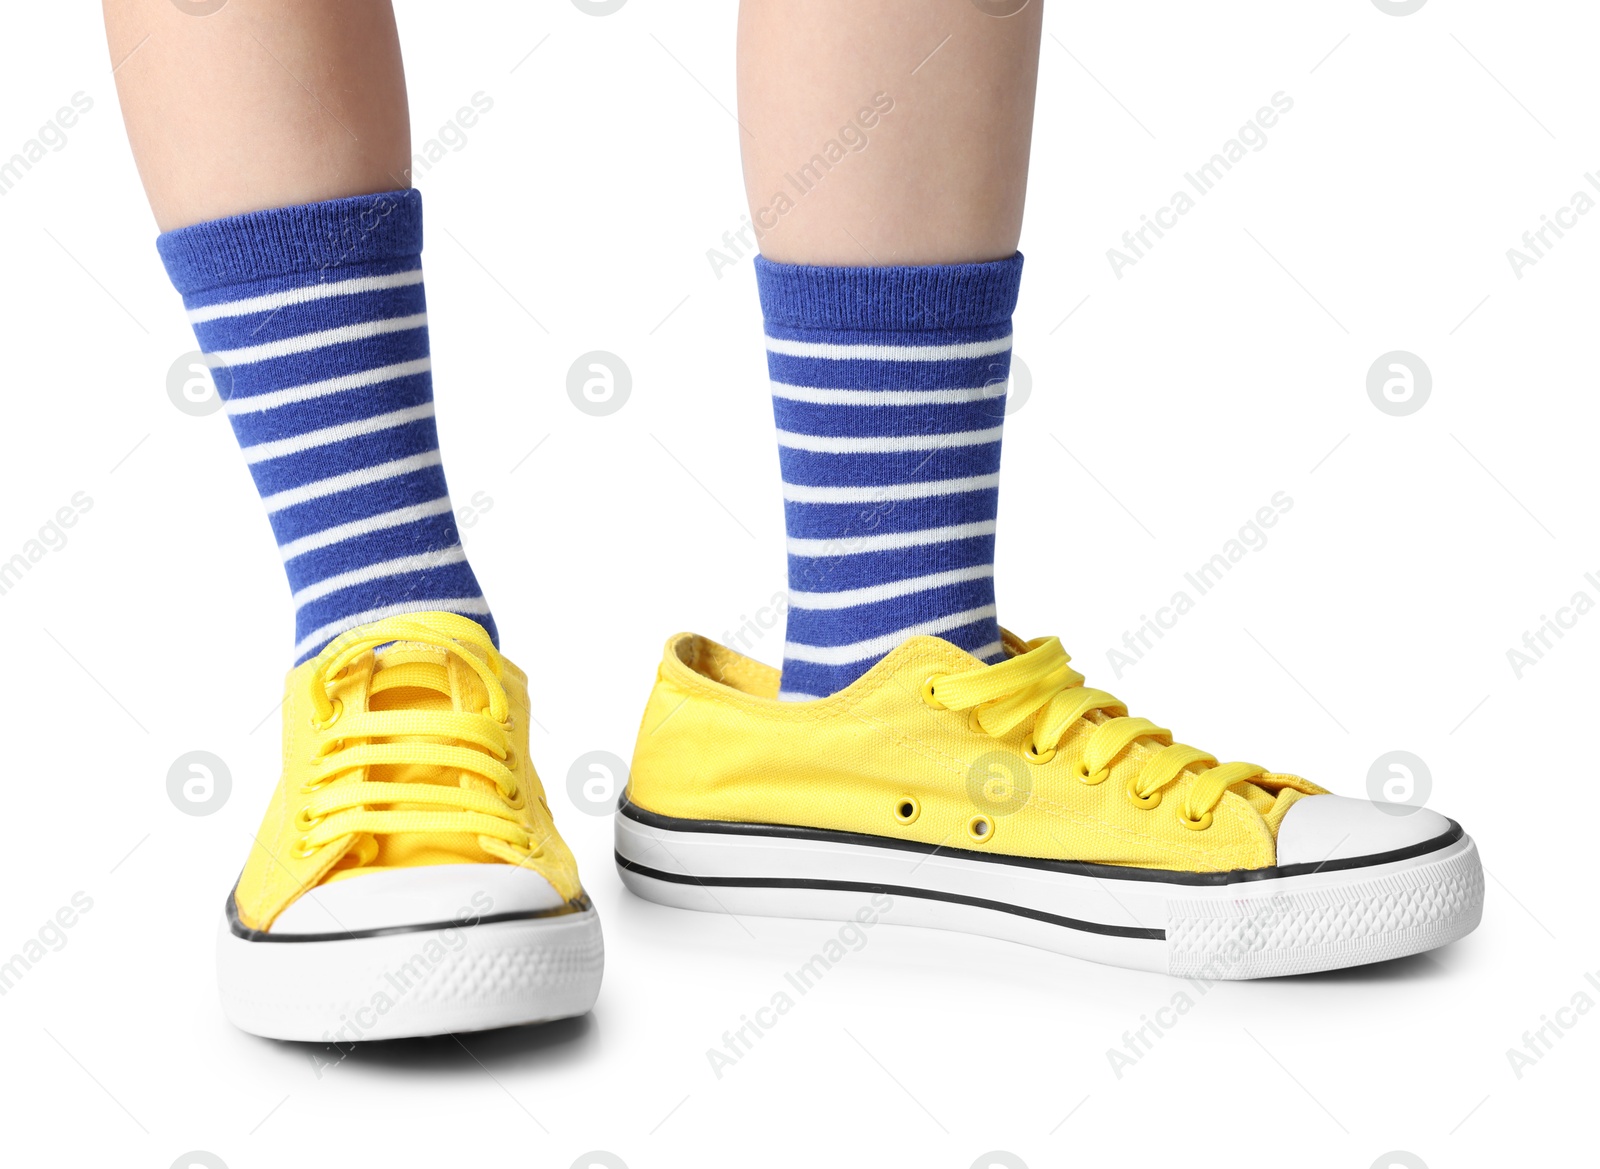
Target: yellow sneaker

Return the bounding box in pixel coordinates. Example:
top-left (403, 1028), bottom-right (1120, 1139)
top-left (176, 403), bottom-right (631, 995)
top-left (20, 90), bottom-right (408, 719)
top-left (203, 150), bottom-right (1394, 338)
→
top-left (217, 612), bottom-right (603, 1040)
top-left (617, 631), bottom-right (1483, 978)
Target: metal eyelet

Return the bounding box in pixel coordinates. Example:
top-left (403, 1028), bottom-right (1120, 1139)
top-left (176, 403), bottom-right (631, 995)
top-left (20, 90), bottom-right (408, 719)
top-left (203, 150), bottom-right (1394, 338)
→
top-left (1076, 760), bottom-right (1109, 786)
top-left (1126, 774), bottom-right (1162, 810)
top-left (1178, 807), bottom-right (1213, 831)
top-left (967, 814), bottom-right (994, 843)
top-left (292, 836), bottom-right (318, 859)
top-left (894, 796), bottom-right (920, 825)
top-left (920, 675), bottom-right (948, 710)
top-left (311, 698), bottom-right (343, 732)
top-left (1022, 735), bottom-right (1056, 765)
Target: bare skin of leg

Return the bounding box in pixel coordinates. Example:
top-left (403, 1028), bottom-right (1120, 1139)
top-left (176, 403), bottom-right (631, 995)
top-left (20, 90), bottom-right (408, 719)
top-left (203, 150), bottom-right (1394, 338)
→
top-left (738, 0), bottom-right (1043, 266)
top-left (102, 0), bottom-right (410, 232)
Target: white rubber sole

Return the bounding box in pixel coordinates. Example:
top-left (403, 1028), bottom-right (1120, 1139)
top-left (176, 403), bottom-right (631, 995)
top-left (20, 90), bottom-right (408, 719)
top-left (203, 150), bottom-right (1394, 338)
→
top-left (615, 803), bottom-right (1484, 979)
top-left (217, 901), bottom-right (604, 1041)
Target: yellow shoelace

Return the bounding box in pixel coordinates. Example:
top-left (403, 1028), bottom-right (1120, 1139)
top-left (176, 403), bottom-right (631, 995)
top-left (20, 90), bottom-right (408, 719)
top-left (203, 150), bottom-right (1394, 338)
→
top-left (295, 612), bottom-right (536, 865)
top-left (924, 636), bottom-right (1266, 830)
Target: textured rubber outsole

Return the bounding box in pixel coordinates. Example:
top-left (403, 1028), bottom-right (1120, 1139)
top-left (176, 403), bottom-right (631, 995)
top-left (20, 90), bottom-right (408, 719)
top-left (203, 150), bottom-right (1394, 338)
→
top-left (615, 806), bottom-right (1483, 979)
top-left (217, 906), bottom-right (604, 1041)
top-left (1165, 841), bottom-right (1483, 978)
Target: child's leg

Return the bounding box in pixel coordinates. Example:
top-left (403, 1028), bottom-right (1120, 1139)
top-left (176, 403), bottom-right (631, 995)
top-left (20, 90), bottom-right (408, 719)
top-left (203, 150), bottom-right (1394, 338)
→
top-left (618, 1), bottom-right (1482, 981)
top-left (739, 0), bottom-right (1041, 264)
top-left (105, 0), bottom-right (409, 230)
top-left (105, 2), bottom-right (603, 1039)
top-left (105, 0), bottom-right (497, 661)
top-left (738, 0), bottom-right (1042, 698)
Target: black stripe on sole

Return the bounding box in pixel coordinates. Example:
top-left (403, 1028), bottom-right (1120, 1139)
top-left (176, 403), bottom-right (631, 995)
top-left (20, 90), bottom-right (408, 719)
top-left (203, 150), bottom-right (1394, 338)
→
top-left (619, 798), bottom-right (1465, 886)
top-left (225, 886), bottom-right (592, 943)
top-left (615, 851), bottom-right (1166, 941)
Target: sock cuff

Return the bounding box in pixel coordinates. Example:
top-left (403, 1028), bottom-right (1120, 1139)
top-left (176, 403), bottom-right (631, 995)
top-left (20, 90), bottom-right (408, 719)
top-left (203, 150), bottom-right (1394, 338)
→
top-left (156, 189), bottom-right (424, 296)
top-left (753, 252), bottom-right (1023, 333)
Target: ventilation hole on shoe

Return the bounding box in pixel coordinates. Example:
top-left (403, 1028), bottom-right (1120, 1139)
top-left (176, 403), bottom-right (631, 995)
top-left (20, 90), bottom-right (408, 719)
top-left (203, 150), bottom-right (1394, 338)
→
top-left (967, 814), bottom-right (992, 842)
top-left (894, 796), bottom-right (920, 825)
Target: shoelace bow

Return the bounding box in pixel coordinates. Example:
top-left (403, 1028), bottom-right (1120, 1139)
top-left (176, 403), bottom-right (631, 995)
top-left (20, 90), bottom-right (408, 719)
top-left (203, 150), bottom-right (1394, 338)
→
top-left (924, 636), bottom-right (1266, 829)
top-left (294, 612), bottom-right (537, 864)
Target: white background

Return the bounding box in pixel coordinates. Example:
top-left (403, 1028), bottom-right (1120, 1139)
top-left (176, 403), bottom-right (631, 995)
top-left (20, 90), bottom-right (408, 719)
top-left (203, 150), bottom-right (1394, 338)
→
top-left (0, 2), bottom-right (1595, 1167)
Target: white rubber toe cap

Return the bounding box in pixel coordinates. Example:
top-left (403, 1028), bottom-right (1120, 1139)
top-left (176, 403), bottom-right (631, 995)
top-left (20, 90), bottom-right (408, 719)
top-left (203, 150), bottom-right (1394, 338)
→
top-left (1275, 794), bottom-right (1454, 868)
top-left (270, 863), bottom-right (566, 935)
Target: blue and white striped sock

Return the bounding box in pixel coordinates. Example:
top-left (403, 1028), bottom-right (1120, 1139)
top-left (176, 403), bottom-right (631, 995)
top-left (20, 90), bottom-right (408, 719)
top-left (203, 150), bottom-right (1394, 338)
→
top-left (157, 190), bottom-right (496, 663)
top-left (755, 255), bottom-right (1025, 700)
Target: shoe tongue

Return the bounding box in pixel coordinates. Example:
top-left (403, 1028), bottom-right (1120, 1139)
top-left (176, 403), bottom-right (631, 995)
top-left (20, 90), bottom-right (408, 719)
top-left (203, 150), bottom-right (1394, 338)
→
top-left (328, 645), bottom-right (500, 879)
top-left (367, 650), bottom-right (455, 716)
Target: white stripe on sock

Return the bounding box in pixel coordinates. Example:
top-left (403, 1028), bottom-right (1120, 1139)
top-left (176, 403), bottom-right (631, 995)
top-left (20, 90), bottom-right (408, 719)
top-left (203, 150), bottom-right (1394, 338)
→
top-left (784, 605), bottom-right (999, 666)
top-left (972, 640), bottom-right (1005, 661)
top-left (210, 312), bottom-right (428, 366)
top-left (786, 519), bottom-right (996, 557)
top-left (279, 497), bottom-right (455, 563)
top-left (242, 403), bottom-right (436, 465)
top-left (776, 690), bottom-right (822, 702)
top-left (226, 358), bottom-right (433, 416)
top-left (770, 381), bottom-right (1007, 406)
top-left (765, 335), bottom-right (1012, 362)
top-left (186, 269), bottom-right (425, 323)
top-left (776, 426), bottom-right (1003, 454)
top-left (293, 596), bottom-right (491, 660)
top-left (290, 546), bottom-right (467, 609)
top-left (262, 450), bottom-right (441, 514)
top-left (787, 564), bottom-right (995, 610)
top-left (782, 473), bottom-right (999, 504)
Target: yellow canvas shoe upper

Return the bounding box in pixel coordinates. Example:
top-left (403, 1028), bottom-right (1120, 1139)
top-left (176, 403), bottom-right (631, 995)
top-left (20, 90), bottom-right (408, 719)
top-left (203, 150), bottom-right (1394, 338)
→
top-left (232, 612), bottom-right (583, 933)
top-left (628, 630), bottom-right (1328, 873)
